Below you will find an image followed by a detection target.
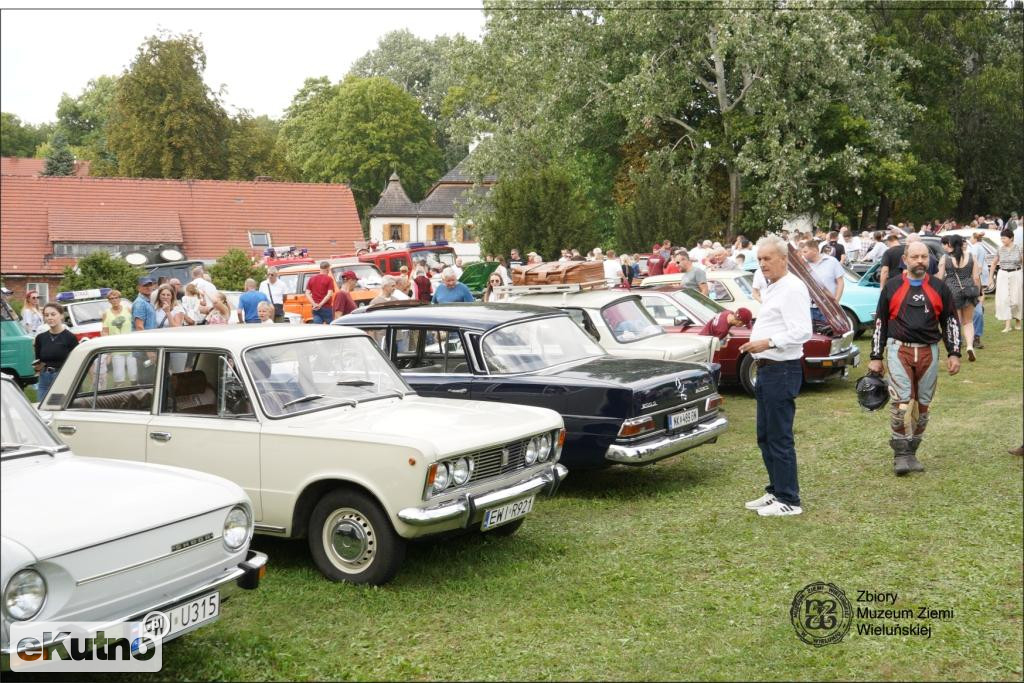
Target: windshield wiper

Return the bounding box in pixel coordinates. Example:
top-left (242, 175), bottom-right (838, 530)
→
top-left (336, 380), bottom-right (374, 387)
top-left (1, 443), bottom-right (68, 458)
top-left (282, 394), bottom-right (358, 410)
top-left (360, 389), bottom-right (406, 402)
top-left (282, 393), bottom-right (326, 408)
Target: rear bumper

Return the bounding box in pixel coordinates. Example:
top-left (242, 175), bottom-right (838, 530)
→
top-left (397, 463), bottom-right (568, 532)
top-left (605, 415), bottom-right (728, 465)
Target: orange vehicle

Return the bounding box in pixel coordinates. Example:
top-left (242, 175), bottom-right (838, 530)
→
top-left (277, 260), bottom-right (384, 322)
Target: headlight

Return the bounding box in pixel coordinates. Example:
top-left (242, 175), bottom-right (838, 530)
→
top-left (829, 337), bottom-right (842, 355)
top-left (431, 461), bottom-right (451, 494)
top-left (524, 437), bottom-right (538, 465)
top-left (4, 568), bottom-right (46, 621)
top-left (451, 457), bottom-right (473, 485)
top-left (223, 505), bottom-right (252, 551)
top-left (537, 434), bottom-right (551, 462)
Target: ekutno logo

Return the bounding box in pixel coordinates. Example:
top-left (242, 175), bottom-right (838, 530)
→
top-left (10, 618), bottom-right (164, 672)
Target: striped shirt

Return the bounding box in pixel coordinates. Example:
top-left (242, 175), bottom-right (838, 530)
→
top-left (998, 244), bottom-right (1022, 270)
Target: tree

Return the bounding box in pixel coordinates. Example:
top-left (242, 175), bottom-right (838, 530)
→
top-left (60, 251), bottom-right (144, 296)
top-left (478, 163), bottom-right (598, 259)
top-left (56, 75), bottom-right (119, 175)
top-left (106, 32), bottom-right (230, 179)
top-left (280, 76), bottom-right (444, 220)
top-left (227, 113), bottom-right (297, 181)
top-left (42, 131), bottom-right (75, 176)
top-left (208, 248), bottom-right (266, 291)
top-left (1, 113), bottom-right (50, 157)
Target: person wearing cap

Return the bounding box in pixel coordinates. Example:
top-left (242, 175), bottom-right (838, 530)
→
top-left (132, 276), bottom-right (158, 331)
top-left (306, 261), bottom-right (337, 324)
top-left (332, 270), bottom-right (359, 319)
top-left (432, 267), bottom-right (475, 303)
top-left (699, 307), bottom-right (753, 340)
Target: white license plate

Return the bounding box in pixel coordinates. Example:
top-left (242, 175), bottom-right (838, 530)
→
top-left (142, 592), bottom-right (219, 640)
top-left (481, 496), bottom-right (535, 530)
top-left (668, 407), bottom-right (699, 431)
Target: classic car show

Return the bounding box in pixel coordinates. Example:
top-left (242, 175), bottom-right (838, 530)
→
top-left (1, 3), bottom-right (1021, 681)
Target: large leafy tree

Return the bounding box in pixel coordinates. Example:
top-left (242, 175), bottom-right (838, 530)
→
top-left (208, 248), bottom-right (266, 291)
top-left (280, 75), bottom-right (444, 220)
top-left (1, 113), bottom-right (51, 157)
top-left (227, 113), bottom-right (297, 181)
top-left (106, 32), bottom-right (230, 179)
top-left (55, 75), bottom-right (119, 175)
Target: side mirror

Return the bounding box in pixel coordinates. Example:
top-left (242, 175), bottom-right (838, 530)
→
top-left (673, 315), bottom-right (693, 328)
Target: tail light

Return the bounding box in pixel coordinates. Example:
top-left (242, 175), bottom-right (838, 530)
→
top-left (705, 395), bottom-right (723, 412)
top-left (618, 415), bottom-right (656, 438)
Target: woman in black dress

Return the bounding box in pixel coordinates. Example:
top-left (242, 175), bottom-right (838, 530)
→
top-left (33, 303), bottom-right (78, 401)
top-left (937, 234), bottom-right (981, 361)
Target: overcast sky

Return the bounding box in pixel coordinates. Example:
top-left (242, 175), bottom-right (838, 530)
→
top-left (0, 0), bottom-right (485, 125)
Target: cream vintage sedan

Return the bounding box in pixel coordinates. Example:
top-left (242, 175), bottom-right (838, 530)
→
top-left (1, 375), bottom-right (267, 668)
top-left (40, 325), bottom-right (567, 585)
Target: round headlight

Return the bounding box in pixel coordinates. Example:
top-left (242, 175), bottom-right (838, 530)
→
top-left (451, 457), bottom-right (473, 486)
top-left (223, 505), bottom-right (252, 551)
top-left (524, 437), bottom-right (538, 465)
top-left (537, 434), bottom-right (551, 462)
top-left (432, 462), bottom-right (451, 494)
top-left (4, 569), bottom-right (46, 621)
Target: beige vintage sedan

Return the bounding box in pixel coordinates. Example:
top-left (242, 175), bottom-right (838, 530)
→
top-left (39, 325), bottom-right (567, 585)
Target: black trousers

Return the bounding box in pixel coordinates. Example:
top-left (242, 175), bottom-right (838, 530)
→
top-left (755, 359), bottom-right (803, 506)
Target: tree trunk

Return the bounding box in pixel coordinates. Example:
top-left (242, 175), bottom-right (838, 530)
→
top-left (859, 205), bottom-right (872, 231)
top-left (877, 193), bottom-right (891, 232)
top-left (727, 167), bottom-right (741, 240)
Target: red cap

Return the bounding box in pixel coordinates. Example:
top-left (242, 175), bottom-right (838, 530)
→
top-left (341, 270), bottom-right (359, 281)
top-left (735, 307), bottom-right (753, 327)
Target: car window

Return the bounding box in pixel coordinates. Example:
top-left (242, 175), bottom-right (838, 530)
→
top-left (707, 280), bottom-right (733, 302)
top-left (388, 256), bottom-right (409, 272)
top-left (1, 380), bottom-right (62, 449)
top-left (735, 275), bottom-right (754, 298)
top-left (162, 351), bottom-right (255, 418)
top-left (481, 317), bottom-right (605, 374)
top-left (395, 328), bottom-right (470, 373)
top-left (67, 300), bottom-right (107, 326)
top-left (359, 327), bottom-right (388, 350)
top-left (278, 274), bottom-right (300, 293)
top-left (67, 349), bottom-right (157, 412)
top-left (600, 299), bottom-right (665, 344)
top-left (561, 307), bottom-right (601, 341)
top-left (640, 295), bottom-right (684, 324)
top-left (244, 336), bottom-right (411, 418)
top-left (671, 289), bottom-right (725, 318)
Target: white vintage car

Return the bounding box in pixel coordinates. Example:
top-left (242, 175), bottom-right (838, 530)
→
top-left (1, 375), bottom-right (267, 668)
top-left (40, 325), bottom-right (567, 585)
top-left (502, 287), bottom-right (717, 364)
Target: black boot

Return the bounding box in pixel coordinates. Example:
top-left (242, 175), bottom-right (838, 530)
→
top-left (890, 438), bottom-right (912, 476)
top-left (906, 437), bottom-right (926, 472)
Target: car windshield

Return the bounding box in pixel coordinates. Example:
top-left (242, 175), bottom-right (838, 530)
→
top-left (842, 266), bottom-right (862, 282)
top-left (670, 289), bottom-right (726, 319)
top-left (481, 316), bottom-right (605, 374)
top-left (601, 299), bottom-right (665, 343)
top-left (333, 264), bottom-right (382, 288)
top-left (68, 300), bottom-right (108, 326)
top-left (415, 250), bottom-right (456, 269)
top-left (244, 335), bottom-right (412, 418)
top-left (735, 274), bottom-right (755, 298)
top-left (1, 381), bottom-right (63, 456)
top-left (278, 274), bottom-right (301, 293)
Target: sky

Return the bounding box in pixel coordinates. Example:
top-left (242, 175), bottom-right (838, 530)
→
top-left (0, 1), bottom-right (486, 125)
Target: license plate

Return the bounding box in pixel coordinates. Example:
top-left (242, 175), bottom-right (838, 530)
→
top-left (141, 592), bottom-right (219, 640)
top-left (481, 496), bottom-right (535, 530)
top-left (668, 407), bottom-right (699, 431)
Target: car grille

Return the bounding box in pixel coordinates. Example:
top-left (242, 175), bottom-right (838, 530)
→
top-left (468, 439), bottom-right (527, 484)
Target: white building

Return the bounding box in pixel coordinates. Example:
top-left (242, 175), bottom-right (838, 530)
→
top-left (367, 157), bottom-right (496, 261)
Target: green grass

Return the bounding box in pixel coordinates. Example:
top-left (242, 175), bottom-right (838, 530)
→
top-left (16, 309), bottom-right (1024, 681)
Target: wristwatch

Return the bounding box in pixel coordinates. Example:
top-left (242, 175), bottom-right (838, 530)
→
top-left (768, 338), bottom-right (776, 348)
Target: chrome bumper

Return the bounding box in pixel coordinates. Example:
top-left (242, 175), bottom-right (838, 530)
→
top-left (805, 346), bottom-right (860, 367)
top-left (605, 415), bottom-right (728, 465)
top-left (1, 550), bottom-right (267, 662)
top-left (398, 463), bottom-right (568, 530)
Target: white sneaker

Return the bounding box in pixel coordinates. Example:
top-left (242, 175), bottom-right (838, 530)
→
top-left (744, 493), bottom-right (776, 510)
top-left (757, 500), bottom-right (803, 517)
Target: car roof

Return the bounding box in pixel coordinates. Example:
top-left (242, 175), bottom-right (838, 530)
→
top-left (76, 323), bottom-right (366, 349)
top-left (332, 302), bottom-right (568, 330)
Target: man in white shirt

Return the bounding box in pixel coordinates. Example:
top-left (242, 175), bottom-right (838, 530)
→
top-left (739, 234), bottom-right (812, 517)
top-left (451, 257), bottom-right (464, 280)
top-left (603, 250), bottom-right (623, 285)
top-left (802, 240), bottom-right (845, 323)
top-left (863, 231), bottom-right (888, 262)
top-left (258, 267), bottom-right (289, 321)
top-left (187, 265), bottom-right (219, 324)
top-left (689, 240), bottom-right (711, 265)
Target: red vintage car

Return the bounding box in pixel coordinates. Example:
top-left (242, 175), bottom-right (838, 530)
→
top-left (634, 285), bottom-right (859, 396)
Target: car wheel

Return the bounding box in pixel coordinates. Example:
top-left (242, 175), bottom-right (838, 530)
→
top-left (308, 489), bottom-right (405, 585)
top-left (842, 307), bottom-right (863, 338)
top-left (482, 519), bottom-right (525, 537)
top-left (739, 354), bottom-right (757, 397)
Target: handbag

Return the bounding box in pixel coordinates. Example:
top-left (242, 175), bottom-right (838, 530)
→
top-left (950, 255), bottom-right (980, 299)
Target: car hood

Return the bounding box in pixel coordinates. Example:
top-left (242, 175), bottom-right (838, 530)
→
top-left (270, 396), bottom-right (562, 459)
top-left (0, 453), bottom-right (247, 560)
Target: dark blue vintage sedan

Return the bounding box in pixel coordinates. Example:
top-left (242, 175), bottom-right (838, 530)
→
top-left (333, 303), bottom-right (727, 470)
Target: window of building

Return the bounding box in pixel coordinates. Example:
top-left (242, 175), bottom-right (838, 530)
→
top-left (26, 283), bottom-right (49, 305)
top-left (431, 225), bottom-right (446, 241)
top-left (388, 224), bottom-right (403, 241)
top-left (461, 224), bottom-right (475, 242)
top-left (249, 232), bottom-right (271, 248)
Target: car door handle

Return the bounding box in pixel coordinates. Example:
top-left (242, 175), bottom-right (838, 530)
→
top-left (149, 432), bottom-right (172, 442)
top-left (447, 388), bottom-right (468, 394)
top-left (56, 425), bottom-right (77, 435)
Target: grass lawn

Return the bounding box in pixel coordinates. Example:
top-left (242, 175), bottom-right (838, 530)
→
top-left (15, 308), bottom-right (1023, 681)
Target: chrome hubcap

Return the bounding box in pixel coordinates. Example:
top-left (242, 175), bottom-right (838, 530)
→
top-left (323, 508), bottom-right (375, 572)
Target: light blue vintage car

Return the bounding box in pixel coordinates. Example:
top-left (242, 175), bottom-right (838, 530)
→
top-left (838, 264), bottom-right (882, 338)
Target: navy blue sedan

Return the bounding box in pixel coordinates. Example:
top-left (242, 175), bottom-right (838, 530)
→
top-left (333, 303), bottom-right (727, 470)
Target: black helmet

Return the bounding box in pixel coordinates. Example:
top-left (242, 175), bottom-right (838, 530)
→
top-left (856, 372), bottom-right (889, 412)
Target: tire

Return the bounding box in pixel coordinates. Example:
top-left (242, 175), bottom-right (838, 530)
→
top-left (308, 489), bottom-right (405, 585)
top-left (483, 518), bottom-right (525, 537)
top-left (842, 307), bottom-right (863, 339)
top-left (739, 354), bottom-right (757, 397)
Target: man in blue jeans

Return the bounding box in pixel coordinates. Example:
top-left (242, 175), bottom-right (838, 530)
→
top-left (739, 234), bottom-right (813, 517)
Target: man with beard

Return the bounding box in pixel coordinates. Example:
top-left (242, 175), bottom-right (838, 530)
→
top-left (868, 241), bottom-right (962, 476)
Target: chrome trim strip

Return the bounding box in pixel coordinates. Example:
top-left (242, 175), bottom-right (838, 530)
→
top-left (805, 347), bottom-right (861, 365)
top-left (254, 523), bottom-right (286, 533)
top-left (76, 534), bottom-right (222, 586)
top-left (605, 416), bottom-right (728, 465)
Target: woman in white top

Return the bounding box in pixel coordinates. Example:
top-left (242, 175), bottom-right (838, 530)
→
top-left (20, 291), bottom-right (44, 334)
top-left (153, 285), bottom-right (185, 328)
top-left (181, 283), bottom-right (202, 325)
